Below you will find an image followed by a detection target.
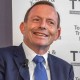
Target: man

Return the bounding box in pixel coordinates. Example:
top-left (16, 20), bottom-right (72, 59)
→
top-left (0, 1), bottom-right (74, 80)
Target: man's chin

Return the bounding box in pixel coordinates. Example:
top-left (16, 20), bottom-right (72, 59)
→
top-left (34, 43), bottom-right (49, 48)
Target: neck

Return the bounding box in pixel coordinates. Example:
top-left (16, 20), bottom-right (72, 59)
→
top-left (34, 46), bottom-right (49, 55)
top-left (24, 42), bottom-right (49, 55)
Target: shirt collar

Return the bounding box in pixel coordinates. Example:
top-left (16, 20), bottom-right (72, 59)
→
top-left (22, 42), bottom-right (48, 63)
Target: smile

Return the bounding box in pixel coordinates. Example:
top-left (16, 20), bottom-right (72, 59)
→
top-left (33, 32), bottom-right (48, 37)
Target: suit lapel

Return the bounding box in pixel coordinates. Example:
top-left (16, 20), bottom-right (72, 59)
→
top-left (13, 44), bottom-right (30, 80)
top-left (48, 54), bottom-right (60, 80)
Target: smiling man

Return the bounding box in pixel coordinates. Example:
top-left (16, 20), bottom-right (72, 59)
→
top-left (0, 1), bottom-right (74, 80)
top-left (20, 2), bottom-right (60, 55)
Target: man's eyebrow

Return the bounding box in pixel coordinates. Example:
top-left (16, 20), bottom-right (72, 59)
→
top-left (47, 18), bottom-right (55, 22)
top-left (31, 16), bottom-right (41, 18)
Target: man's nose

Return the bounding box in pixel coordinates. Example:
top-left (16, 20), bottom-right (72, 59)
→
top-left (39, 20), bottom-right (47, 30)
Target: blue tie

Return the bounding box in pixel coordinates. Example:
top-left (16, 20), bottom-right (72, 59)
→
top-left (33, 55), bottom-right (48, 80)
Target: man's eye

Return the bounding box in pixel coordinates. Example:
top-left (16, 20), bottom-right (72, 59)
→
top-left (48, 21), bottom-right (54, 25)
top-left (33, 18), bottom-right (40, 22)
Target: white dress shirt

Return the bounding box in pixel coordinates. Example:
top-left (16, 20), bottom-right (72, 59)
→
top-left (22, 42), bottom-right (51, 80)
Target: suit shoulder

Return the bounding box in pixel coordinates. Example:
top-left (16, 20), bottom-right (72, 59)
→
top-left (48, 54), bottom-right (74, 79)
top-left (0, 46), bottom-right (18, 51)
top-left (48, 54), bottom-right (72, 67)
top-left (0, 46), bottom-right (18, 57)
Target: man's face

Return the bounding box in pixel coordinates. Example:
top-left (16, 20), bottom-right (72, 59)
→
top-left (20, 5), bottom-right (61, 48)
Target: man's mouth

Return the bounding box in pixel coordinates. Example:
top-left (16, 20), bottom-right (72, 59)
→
top-left (33, 32), bottom-right (48, 37)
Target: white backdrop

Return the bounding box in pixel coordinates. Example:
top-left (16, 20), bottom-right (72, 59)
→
top-left (12, 0), bottom-right (80, 79)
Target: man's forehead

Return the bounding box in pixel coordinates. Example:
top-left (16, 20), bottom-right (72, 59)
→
top-left (30, 4), bottom-right (55, 11)
top-left (29, 4), bottom-right (57, 15)
top-left (28, 5), bottom-right (58, 18)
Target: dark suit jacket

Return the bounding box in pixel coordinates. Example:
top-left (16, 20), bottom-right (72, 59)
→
top-left (0, 44), bottom-right (74, 80)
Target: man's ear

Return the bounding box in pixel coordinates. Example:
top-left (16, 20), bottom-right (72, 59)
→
top-left (20, 22), bottom-right (25, 34)
top-left (54, 27), bottom-right (61, 41)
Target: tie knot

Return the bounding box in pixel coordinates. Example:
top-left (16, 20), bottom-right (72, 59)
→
top-left (33, 55), bottom-right (45, 64)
